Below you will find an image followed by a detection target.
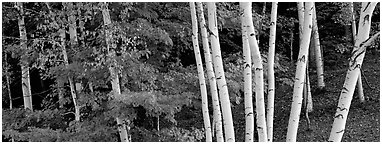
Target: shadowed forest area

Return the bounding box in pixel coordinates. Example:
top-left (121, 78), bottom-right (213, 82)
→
top-left (1, 2), bottom-right (380, 142)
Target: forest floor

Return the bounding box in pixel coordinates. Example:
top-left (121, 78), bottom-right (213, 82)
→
top-left (178, 50), bottom-right (380, 142)
top-left (269, 50), bottom-right (380, 142)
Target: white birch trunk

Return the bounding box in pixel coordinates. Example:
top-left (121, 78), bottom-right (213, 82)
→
top-left (16, 2), bottom-right (33, 111)
top-left (266, 2), bottom-right (278, 142)
top-left (328, 3), bottom-right (378, 141)
top-left (286, 2), bottom-right (314, 142)
top-left (350, 3), bottom-right (365, 103)
top-left (102, 2), bottom-right (130, 142)
top-left (196, 2), bottom-right (223, 141)
top-left (240, 3), bottom-right (254, 142)
top-left (189, 2), bottom-right (213, 142)
top-left (312, 4), bottom-right (325, 90)
top-left (207, 2), bottom-right (235, 142)
top-left (241, 2), bottom-right (268, 142)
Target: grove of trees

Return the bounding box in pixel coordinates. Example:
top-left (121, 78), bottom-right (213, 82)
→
top-left (2, 2), bottom-right (380, 142)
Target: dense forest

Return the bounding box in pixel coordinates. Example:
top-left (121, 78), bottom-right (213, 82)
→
top-left (1, 2), bottom-right (380, 142)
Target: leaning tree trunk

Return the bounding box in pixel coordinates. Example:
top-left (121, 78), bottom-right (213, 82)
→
top-left (286, 2), bottom-right (314, 142)
top-left (240, 3), bottom-right (254, 141)
top-left (350, 2), bottom-right (365, 103)
top-left (312, 3), bottom-right (325, 90)
top-left (266, 2), bottom-right (278, 142)
top-left (241, 2), bottom-right (268, 142)
top-left (16, 2), bottom-right (33, 111)
top-left (102, 2), bottom-right (130, 142)
top-left (189, 2), bottom-right (212, 142)
top-left (196, 2), bottom-right (224, 141)
top-left (328, 2), bottom-right (378, 142)
top-left (207, 2), bottom-right (235, 142)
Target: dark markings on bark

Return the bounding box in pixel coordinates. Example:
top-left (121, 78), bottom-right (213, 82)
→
top-left (250, 33), bottom-right (255, 36)
top-left (363, 14), bottom-right (370, 26)
top-left (245, 64), bottom-right (250, 68)
top-left (216, 76), bottom-right (222, 80)
top-left (350, 49), bottom-right (365, 67)
top-left (298, 55), bottom-right (306, 63)
top-left (270, 22), bottom-right (275, 25)
top-left (342, 87), bottom-right (349, 93)
top-left (337, 107), bottom-right (348, 111)
top-left (363, 2), bottom-right (371, 12)
top-left (246, 112), bottom-right (253, 117)
top-left (334, 114), bottom-right (344, 119)
top-left (227, 138), bottom-right (234, 141)
top-left (255, 68), bottom-right (262, 71)
top-left (336, 129), bottom-right (345, 133)
top-left (257, 126), bottom-right (263, 130)
top-left (353, 64), bottom-right (361, 70)
top-left (205, 25), bottom-right (216, 37)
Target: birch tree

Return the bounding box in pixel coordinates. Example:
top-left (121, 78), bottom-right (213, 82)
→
top-left (241, 2), bottom-right (267, 141)
top-left (207, 2), bottom-right (235, 142)
top-left (286, 2), bottom-right (313, 142)
top-left (101, 2), bottom-right (130, 142)
top-left (189, 2), bottom-right (212, 142)
top-left (16, 2), bottom-right (33, 111)
top-left (350, 2), bottom-right (365, 103)
top-left (312, 3), bottom-right (325, 90)
top-left (240, 3), bottom-right (253, 141)
top-left (266, 2), bottom-right (278, 142)
top-left (328, 2), bottom-right (378, 141)
top-left (195, 2), bottom-right (223, 141)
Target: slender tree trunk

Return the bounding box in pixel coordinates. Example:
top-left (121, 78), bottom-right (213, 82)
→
top-left (102, 2), bottom-right (130, 142)
top-left (350, 2), bottom-right (365, 103)
top-left (189, 2), bottom-right (213, 142)
top-left (312, 4), bottom-right (325, 90)
top-left (5, 54), bottom-right (13, 109)
top-left (16, 2), bottom-right (33, 111)
top-left (207, 2), bottom-right (235, 142)
top-left (240, 3), bottom-right (254, 142)
top-left (286, 2), bottom-right (314, 142)
top-left (241, 2), bottom-right (268, 142)
top-left (290, 28), bottom-right (294, 62)
top-left (196, 2), bottom-right (223, 141)
top-left (328, 3), bottom-right (378, 141)
top-left (266, 2), bottom-right (278, 142)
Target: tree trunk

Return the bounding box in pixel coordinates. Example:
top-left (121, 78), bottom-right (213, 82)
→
top-left (196, 2), bottom-right (223, 141)
top-left (240, 3), bottom-right (254, 142)
top-left (328, 3), bottom-right (378, 141)
top-left (207, 2), bottom-right (235, 142)
top-left (102, 2), bottom-right (130, 142)
top-left (16, 2), bottom-right (33, 111)
top-left (189, 2), bottom-right (213, 142)
top-left (286, 2), bottom-right (313, 142)
top-left (350, 2), bottom-right (365, 103)
top-left (5, 54), bottom-right (13, 109)
top-left (266, 2), bottom-right (278, 142)
top-left (312, 4), bottom-right (325, 90)
top-left (241, 2), bottom-right (268, 142)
